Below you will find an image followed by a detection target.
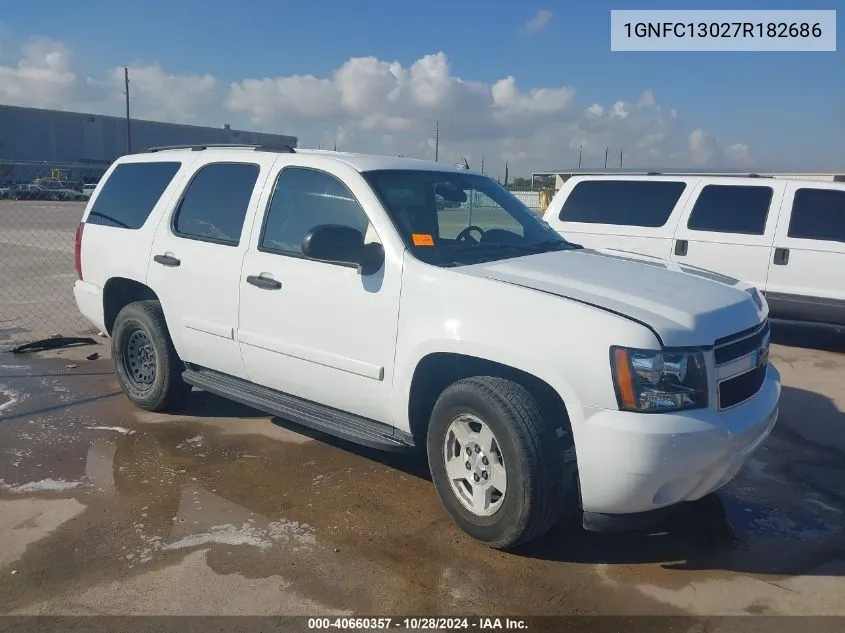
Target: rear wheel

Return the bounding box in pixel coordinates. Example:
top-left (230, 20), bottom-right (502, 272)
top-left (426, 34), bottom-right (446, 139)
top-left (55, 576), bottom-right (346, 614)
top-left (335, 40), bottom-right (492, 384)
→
top-left (427, 376), bottom-right (576, 549)
top-left (112, 300), bottom-right (191, 411)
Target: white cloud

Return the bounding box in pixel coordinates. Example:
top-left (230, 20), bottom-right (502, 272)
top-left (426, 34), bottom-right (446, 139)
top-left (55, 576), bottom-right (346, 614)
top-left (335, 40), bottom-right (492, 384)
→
top-left (637, 89), bottom-right (656, 108)
top-left (725, 143), bottom-right (751, 165)
top-left (522, 10), bottom-right (553, 33)
top-left (585, 104), bottom-right (604, 118)
top-left (0, 36), bottom-right (755, 175)
top-left (689, 129), bottom-right (752, 167)
top-left (102, 64), bottom-right (220, 123)
top-left (0, 38), bottom-right (77, 108)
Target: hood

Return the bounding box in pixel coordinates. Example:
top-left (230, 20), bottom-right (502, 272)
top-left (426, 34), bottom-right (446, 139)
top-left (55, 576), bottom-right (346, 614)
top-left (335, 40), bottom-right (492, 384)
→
top-left (457, 247), bottom-right (767, 348)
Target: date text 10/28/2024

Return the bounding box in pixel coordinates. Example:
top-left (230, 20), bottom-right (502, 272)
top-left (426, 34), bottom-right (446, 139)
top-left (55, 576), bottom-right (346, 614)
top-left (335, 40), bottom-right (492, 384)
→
top-left (308, 617), bottom-right (528, 630)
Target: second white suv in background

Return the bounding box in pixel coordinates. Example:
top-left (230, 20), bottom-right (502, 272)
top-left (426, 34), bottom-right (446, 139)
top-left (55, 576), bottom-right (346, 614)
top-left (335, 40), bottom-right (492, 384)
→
top-left (543, 174), bottom-right (845, 328)
top-left (73, 145), bottom-right (779, 548)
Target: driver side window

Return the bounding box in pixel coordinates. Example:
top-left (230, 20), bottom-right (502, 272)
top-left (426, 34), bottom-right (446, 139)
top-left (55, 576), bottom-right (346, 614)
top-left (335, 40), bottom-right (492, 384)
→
top-left (259, 167), bottom-right (374, 256)
top-left (437, 189), bottom-right (524, 240)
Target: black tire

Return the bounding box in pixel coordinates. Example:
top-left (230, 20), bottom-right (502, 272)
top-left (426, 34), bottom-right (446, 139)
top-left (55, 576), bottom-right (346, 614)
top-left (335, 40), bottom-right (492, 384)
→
top-left (427, 376), bottom-right (576, 549)
top-left (111, 300), bottom-right (191, 412)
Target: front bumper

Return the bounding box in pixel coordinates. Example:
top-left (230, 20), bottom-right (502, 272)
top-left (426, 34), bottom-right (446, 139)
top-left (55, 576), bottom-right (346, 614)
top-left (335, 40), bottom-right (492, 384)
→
top-left (574, 364), bottom-right (780, 516)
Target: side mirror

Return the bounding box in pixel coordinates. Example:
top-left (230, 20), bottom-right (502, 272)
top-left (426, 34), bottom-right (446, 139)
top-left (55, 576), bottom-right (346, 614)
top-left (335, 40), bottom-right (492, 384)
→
top-left (301, 224), bottom-right (384, 275)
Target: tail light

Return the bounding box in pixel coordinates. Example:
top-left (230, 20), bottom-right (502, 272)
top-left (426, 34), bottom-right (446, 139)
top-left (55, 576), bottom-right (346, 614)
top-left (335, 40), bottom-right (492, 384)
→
top-left (74, 222), bottom-right (85, 280)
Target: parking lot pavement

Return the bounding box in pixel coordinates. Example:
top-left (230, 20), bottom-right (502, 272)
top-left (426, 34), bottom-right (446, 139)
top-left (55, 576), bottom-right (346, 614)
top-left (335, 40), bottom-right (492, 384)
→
top-left (0, 336), bottom-right (843, 621)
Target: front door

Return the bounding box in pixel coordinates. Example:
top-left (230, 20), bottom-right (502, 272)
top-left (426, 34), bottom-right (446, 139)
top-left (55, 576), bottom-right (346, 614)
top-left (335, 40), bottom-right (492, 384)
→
top-left (237, 160), bottom-right (402, 424)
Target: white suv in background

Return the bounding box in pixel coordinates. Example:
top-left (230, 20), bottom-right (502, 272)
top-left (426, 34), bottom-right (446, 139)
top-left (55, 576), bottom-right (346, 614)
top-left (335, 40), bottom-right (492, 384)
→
top-left (543, 174), bottom-right (845, 328)
top-left (72, 145), bottom-right (780, 548)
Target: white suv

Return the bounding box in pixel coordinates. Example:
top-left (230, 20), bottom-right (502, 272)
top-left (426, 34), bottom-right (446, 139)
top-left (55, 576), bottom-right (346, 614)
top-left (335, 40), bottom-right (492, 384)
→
top-left (72, 144), bottom-right (780, 548)
top-left (543, 174), bottom-right (845, 328)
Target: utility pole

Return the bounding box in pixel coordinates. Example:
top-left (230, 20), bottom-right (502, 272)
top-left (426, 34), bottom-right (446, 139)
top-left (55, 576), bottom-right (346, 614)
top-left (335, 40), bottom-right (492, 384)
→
top-left (619, 149), bottom-right (623, 168)
top-left (434, 121), bottom-right (440, 162)
top-left (604, 146), bottom-right (608, 169)
top-left (578, 145), bottom-right (582, 169)
top-left (480, 156), bottom-right (485, 174)
top-left (124, 66), bottom-right (132, 154)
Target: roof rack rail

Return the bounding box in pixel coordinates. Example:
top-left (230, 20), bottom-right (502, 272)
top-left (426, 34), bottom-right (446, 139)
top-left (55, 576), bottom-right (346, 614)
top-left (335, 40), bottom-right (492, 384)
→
top-left (646, 171), bottom-right (661, 175)
top-left (143, 143), bottom-right (296, 154)
top-left (747, 173), bottom-right (771, 178)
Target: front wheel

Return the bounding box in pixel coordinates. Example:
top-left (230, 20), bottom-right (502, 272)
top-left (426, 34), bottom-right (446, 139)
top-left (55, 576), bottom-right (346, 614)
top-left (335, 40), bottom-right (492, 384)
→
top-left (111, 300), bottom-right (191, 412)
top-left (427, 376), bottom-right (575, 549)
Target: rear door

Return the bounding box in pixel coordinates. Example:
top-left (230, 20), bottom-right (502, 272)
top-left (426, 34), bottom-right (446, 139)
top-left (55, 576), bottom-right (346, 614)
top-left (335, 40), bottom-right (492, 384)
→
top-left (147, 152), bottom-right (277, 379)
top-left (545, 177), bottom-right (690, 259)
top-left (764, 183), bottom-right (845, 325)
top-left (670, 180), bottom-right (786, 290)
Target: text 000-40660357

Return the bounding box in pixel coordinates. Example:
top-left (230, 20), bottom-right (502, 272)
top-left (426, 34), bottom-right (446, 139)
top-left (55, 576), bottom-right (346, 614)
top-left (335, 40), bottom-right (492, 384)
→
top-left (610, 9), bottom-right (836, 51)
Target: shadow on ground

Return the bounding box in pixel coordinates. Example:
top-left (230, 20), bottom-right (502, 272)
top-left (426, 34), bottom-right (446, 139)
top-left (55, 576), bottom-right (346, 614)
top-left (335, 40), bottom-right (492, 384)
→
top-left (771, 320), bottom-right (843, 353)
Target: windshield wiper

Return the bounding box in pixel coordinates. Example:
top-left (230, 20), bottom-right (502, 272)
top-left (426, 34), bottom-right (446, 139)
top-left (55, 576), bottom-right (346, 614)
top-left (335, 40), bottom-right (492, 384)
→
top-left (522, 239), bottom-right (583, 252)
top-left (433, 239), bottom-right (582, 267)
top-left (460, 239), bottom-right (580, 255)
top-left (87, 211), bottom-right (132, 229)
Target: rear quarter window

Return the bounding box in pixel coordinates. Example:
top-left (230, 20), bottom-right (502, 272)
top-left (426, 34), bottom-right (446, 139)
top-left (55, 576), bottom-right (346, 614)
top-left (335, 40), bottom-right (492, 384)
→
top-left (86, 162), bottom-right (181, 229)
top-left (559, 180), bottom-right (686, 227)
top-left (787, 188), bottom-right (845, 242)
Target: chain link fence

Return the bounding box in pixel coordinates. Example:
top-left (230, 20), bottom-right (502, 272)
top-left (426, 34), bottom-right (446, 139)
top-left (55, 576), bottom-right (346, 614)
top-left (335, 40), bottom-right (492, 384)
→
top-left (1, 162), bottom-right (107, 346)
top-left (0, 160), bottom-right (551, 347)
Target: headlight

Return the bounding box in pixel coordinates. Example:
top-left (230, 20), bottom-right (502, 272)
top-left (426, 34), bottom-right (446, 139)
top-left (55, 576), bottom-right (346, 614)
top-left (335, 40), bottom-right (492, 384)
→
top-left (610, 346), bottom-right (708, 412)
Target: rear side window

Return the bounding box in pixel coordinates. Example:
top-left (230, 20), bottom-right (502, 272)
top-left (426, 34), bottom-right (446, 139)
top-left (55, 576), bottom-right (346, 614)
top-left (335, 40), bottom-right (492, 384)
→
top-left (173, 162), bottom-right (260, 245)
top-left (86, 162), bottom-right (181, 229)
top-left (558, 180), bottom-right (686, 227)
top-left (788, 188), bottom-right (845, 242)
top-left (687, 185), bottom-right (773, 235)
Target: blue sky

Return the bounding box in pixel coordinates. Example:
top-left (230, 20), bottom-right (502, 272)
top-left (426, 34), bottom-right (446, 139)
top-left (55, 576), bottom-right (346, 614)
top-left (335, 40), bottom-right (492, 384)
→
top-left (0, 0), bottom-right (842, 174)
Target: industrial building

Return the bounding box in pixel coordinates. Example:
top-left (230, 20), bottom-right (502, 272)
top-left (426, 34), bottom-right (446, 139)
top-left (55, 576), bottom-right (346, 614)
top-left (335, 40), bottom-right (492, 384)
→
top-left (531, 168), bottom-right (845, 190)
top-left (0, 104), bottom-right (297, 182)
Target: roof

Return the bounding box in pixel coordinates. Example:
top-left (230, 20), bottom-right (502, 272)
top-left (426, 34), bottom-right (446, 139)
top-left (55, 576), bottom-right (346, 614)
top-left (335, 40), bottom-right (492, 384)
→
top-left (133, 144), bottom-right (475, 174)
top-left (302, 149), bottom-right (472, 174)
top-left (532, 168), bottom-right (845, 177)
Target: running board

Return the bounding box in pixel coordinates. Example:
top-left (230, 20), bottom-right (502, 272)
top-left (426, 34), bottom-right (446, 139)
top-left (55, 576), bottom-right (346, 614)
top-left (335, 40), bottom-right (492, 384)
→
top-left (182, 367), bottom-right (416, 452)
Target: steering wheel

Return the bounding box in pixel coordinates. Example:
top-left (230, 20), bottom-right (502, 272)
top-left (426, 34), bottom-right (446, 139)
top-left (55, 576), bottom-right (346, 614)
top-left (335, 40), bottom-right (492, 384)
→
top-left (455, 225), bottom-right (486, 243)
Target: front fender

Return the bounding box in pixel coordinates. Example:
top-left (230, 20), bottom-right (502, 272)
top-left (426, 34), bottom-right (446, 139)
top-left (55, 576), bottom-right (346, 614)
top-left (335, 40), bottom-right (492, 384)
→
top-left (394, 337), bottom-right (585, 435)
top-left (391, 254), bottom-right (661, 436)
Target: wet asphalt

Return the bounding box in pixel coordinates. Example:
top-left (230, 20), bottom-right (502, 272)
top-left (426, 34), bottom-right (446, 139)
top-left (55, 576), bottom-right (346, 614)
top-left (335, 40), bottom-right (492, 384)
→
top-left (0, 332), bottom-right (844, 623)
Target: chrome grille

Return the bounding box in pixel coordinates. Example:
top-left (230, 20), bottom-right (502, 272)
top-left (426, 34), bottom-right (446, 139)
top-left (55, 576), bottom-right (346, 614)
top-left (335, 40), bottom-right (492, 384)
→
top-left (714, 319), bottom-right (770, 410)
top-left (714, 319), bottom-right (770, 366)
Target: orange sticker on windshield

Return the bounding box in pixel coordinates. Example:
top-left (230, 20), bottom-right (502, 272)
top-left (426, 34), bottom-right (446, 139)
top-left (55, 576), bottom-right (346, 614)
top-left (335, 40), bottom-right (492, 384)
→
top-left (412, 233), bottom-right (435, 246)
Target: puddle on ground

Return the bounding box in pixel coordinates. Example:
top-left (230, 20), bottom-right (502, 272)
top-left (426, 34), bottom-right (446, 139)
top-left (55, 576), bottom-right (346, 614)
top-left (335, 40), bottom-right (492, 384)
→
top-left (0, 383), bottom-right (25, 415)
top-left (0, 393), bottom-right (664, 615)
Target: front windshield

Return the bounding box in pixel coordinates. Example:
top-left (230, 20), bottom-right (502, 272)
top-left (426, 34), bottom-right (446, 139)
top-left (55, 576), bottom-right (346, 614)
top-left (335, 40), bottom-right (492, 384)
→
top-left (362, 169), bottom-right (580, 267)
